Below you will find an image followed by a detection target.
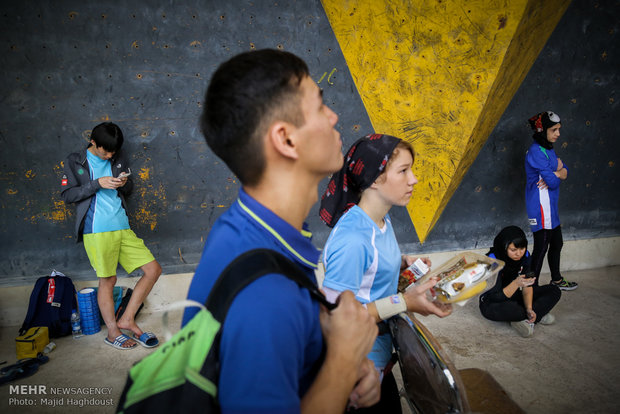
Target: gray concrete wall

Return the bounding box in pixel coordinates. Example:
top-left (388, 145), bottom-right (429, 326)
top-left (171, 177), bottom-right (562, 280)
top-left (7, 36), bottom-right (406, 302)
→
top-left (1, 0), bottom-right (618, 284)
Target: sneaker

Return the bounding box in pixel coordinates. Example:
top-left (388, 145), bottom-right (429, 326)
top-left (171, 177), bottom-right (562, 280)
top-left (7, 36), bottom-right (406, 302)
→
top-left (511, 320), bottom-right (534, 338)
top-left (551, 278), bottom-right (578, 291)
top-left (539, 313), bottom-right (556, 325)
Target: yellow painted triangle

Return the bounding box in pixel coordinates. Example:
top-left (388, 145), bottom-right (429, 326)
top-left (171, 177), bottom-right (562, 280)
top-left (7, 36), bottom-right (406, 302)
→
top-left (322, 0), bottom-right (571, 242)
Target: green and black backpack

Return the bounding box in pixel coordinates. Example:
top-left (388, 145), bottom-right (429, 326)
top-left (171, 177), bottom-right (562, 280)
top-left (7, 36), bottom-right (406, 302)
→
top-left (117, 248), bottom-right (334, 413)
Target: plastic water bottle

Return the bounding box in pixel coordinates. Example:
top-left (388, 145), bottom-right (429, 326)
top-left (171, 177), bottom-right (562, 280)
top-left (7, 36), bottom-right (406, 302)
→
top-left (71, 309), bottom-right (83, 338)
top-left (43, 342), bottom-right (56, 354)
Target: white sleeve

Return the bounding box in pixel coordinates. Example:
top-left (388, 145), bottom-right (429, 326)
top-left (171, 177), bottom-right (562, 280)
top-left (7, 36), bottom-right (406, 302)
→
top-left (321, 286), bottom-right (367, 309)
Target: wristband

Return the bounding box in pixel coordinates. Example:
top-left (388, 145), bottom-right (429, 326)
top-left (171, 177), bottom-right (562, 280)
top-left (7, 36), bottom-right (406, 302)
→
top-left (375, 293), bottom-right (407, 320)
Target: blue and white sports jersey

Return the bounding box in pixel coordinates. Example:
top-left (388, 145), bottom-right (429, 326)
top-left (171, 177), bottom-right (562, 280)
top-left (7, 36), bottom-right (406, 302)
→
top-left (83, 150), bottom-right (129, 234)
top-left (322, 205), bottom-right (401, 368)
top-left (525, 143), bottom-right (566, 232)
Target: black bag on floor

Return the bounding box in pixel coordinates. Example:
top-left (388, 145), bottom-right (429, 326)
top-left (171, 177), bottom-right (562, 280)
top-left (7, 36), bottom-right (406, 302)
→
top-left (115, 287), bottom-right (144, 321)
top-left (116, 249), bottom-right (334, 414)
top-left (19, 270), bottom-right (77, 338)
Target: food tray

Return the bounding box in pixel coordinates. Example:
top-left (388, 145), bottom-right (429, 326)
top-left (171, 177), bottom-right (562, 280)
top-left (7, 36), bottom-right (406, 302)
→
top-left (415, 252), bottom-right (504, 305)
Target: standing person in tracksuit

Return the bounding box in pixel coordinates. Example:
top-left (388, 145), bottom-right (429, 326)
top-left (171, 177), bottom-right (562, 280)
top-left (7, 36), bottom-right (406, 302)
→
top-left (525, 111), bottom-right (578, 291)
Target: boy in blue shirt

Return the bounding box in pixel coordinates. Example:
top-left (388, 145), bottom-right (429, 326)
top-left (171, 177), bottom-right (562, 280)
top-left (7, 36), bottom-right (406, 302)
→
top-left (185, 49), bottom-right (380, 413)
top-left (61, 122), bottom-right (161, 350)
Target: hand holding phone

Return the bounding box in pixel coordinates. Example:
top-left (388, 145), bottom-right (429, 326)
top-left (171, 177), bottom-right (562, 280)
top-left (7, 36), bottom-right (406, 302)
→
top-left (118, 170), bottom-right (131, 179)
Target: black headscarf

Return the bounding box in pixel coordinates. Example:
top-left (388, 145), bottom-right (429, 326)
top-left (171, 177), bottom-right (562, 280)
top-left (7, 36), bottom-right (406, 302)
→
top-left (528, 111), bottom-right (561, 150)
top-left (319, 133), bottom-right (401, 227)
top-left (487, 226), bottom-right (528, 283)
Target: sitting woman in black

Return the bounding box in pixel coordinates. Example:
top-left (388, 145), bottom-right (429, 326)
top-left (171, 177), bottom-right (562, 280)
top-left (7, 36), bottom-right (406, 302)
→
top-left (479, 226), bottom-right (561, 337)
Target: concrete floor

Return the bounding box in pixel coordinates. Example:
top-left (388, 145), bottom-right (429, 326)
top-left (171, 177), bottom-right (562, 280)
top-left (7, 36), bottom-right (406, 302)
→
top-left (1, 266), bottom-right (619, 413)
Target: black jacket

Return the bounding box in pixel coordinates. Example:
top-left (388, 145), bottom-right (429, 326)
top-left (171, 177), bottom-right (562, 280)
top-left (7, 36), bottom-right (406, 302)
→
top-left (60, 146), bottom-right (133, 242)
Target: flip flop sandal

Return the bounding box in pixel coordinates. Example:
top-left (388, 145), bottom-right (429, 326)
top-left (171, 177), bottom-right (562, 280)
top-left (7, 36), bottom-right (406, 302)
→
top-left (133, 332), bottom-right (159, 348)
top-left (104, 334), bottom-right (137, 350)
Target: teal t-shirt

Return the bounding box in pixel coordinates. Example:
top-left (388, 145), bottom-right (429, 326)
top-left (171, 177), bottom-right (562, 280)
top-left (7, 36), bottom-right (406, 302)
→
top-left (83, 150), bottom-right (130, 234)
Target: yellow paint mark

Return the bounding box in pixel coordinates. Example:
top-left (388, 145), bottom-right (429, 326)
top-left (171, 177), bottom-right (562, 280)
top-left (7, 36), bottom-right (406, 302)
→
top-left (135, 208), bottom-right (159, 231)
top-left (22, 196), bottom-right (73, 225)
top-left (25, 170), bottom-right (36, 179)
top-left (327, 68), bottom-right (337, 85)
top-left (50, 200), bottom-right (70, 222)
top-left (0, 171), bottom-right (18, 181)
top-left (131, 40), bottom-right (140, 49)
top-left (139, 167), bottom-right (150, 180)
top-left (317, 68), bottom-right (338, 84)
top-left (134, 166), bottom-right (167, 231)
top-left (322, 0), bottom-right (571, 242)
top-left (7, 189), bottom-right (18, 195)
top-left (609, 161), bottom-right (615, 167)
top-left (190, 40), bottom-right (202, 47)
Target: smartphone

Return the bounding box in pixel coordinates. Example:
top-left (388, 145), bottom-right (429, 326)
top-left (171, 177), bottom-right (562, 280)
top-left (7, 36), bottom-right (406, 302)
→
top-left (524, 271), bottom-right (536, 279)
top-left (118, 170), bottom-right (131, 179)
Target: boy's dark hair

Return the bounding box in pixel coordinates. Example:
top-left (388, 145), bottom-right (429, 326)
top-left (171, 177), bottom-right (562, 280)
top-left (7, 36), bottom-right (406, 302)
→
top-left (200, 49), bottom-right (309, 186)
top-left (90, 122), bottom-right (124, 153)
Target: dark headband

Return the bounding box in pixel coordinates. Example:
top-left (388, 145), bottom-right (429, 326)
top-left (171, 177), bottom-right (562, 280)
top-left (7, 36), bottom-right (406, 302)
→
top-left (319, 134), bottom-right (401, 227)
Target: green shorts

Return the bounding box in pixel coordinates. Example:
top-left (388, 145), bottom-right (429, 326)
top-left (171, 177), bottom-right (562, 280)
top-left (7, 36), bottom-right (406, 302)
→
top-left (83, 229), bottom-right (155, 278)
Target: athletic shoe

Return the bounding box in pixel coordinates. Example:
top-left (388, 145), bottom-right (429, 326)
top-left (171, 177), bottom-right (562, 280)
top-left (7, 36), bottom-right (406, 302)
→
top-left (510, 320), bottom-right (534, 338)
top-left (551, 278), bottom-right (578, 291)
top-left (539, 313), bottom-right (556, 325)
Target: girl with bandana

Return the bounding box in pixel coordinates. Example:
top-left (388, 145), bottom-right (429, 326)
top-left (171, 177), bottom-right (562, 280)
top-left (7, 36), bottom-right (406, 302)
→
top-left (525, 111), bottom-right (578, 290)
top-left (319, 134), bottom-right (451, 413)
top-left (479, 226), bottom-right (561, 337)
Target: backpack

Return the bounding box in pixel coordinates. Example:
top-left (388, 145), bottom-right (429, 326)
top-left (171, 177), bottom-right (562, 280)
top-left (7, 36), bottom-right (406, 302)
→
top-left (115, 287), bottom-right (143, 321)
top-left (19, 270), bottom-right (77, 338)
top-left (116, 248), bottom-right (334, 414)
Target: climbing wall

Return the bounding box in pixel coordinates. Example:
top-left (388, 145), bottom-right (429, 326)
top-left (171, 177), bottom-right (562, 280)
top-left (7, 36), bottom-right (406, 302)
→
top-left (321, 0), bottom-right (572, 242)
top-left (0, 0), bottom-right (374, 281)
top-left (0, 0), bottom-right (617, 282)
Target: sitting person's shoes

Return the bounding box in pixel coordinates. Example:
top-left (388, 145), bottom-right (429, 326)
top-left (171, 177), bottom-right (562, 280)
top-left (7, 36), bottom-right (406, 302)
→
top-left (551, 277), bottom-right (578, 291)
top-left (539, 313), bottom-right (556, 325)
top-left (511, 320), bottom-right (534, 338)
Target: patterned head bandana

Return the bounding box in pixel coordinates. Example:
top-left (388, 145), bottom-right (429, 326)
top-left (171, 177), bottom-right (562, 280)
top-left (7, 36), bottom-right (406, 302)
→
top-left (319, 133), bottom-right (401, 227)
top-left (528, 111), bottom-right (561, 149)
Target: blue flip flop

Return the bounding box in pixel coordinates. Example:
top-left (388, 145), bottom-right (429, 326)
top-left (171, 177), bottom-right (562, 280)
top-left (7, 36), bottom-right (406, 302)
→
top-left (133, 332), bottom-right (159, 348)
top-left (104, 334), bottom-right (137, 350)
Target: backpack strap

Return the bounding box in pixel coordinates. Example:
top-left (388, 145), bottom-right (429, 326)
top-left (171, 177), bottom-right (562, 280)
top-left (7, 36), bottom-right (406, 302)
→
top-left (50, 275), bottom-right (64, 334)
top-left (206, 248), bottom-right (334, 323)
top-left (196, 248), bottom-right (333, 400)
